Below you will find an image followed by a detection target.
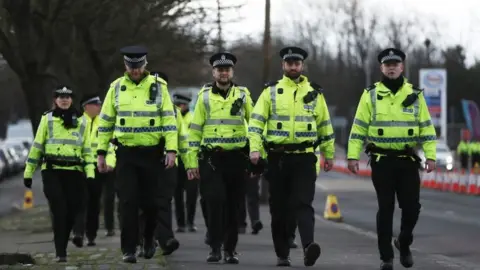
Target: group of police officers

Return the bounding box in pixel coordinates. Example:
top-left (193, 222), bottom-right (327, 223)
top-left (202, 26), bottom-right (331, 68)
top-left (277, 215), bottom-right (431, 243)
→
top-left (23, 43), bottom-right (436, 270)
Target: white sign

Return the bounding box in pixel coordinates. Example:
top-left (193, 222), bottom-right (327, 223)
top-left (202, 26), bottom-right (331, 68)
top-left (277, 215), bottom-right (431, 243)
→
top-left (419, 68), bottom-right (447, 141)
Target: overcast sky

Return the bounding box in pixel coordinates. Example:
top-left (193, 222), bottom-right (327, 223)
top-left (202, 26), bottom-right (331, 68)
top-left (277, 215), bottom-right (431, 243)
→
top-left (206, 0), bottom-right (480, 66)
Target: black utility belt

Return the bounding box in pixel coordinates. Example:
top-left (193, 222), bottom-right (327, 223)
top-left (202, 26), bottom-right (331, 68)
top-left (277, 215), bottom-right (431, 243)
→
top-left (44, 159), bottom-right (84, 167)
top-left (266, 143), bottom-right (314, 152)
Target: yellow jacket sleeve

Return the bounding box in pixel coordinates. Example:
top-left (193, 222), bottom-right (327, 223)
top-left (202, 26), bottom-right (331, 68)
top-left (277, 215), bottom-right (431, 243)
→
top-left (160, 84), bottom-right (178, 152)
top-left (315, 94), bottom-right (335, 159)
top-left (347, 90), bottom-right (371, 160)
top-left (248, 89), bottom-right (270, 153)
top-left (177, 109), bottom-right (189, 165)
top-left (24, 114), bottom-right (48, 179)
top-left (243, 89), bottom-right (254, 123)
top-left (105, 143), bottom-right (116, 168)
top-left (186, 91), bottom-right (207, 169)
top-left (97, 80), bottom-right (118, 153)
top-left (417, 93), bottom-right (437, 160)
top-left (82, 119), bottom-right (95, 178)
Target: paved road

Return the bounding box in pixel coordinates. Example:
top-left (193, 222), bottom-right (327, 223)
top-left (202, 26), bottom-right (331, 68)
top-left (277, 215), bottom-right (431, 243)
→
top-left (315, 171), bottom-right (480, 269)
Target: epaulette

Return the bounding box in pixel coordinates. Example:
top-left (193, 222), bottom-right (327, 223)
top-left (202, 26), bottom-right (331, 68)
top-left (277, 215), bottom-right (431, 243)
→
top-left (43, 109), bottom-right (53, 115)
top-left (309, 82), bottom-right (323, 94)
top-left (263, 81), bottom-right (278, 88)
top-left (412, 85), bottom-right (423, 92)
top-left (366, 84), bottom-right (376, 91)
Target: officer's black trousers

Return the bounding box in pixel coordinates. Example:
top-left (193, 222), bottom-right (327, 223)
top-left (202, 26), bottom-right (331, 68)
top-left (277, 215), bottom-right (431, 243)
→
top-left (42, 169), bottom-right (86, 257)
top-left (239, 173), bottom-right (261, 229)
top-left (460, 153), bottom-right (469, 169)
top-left (103, 171), bottom-right (116, 232)
top-left (116, 146), bottom-right (164, 254)
top-left (199, 151), bottom-right (246, 252)
top-left (370, 156), bottom-right (421, 261)
top-left (73, 169), bottom-right (107, 240)
top-left (155, 165), bottom-right (177, 247)
top-left (174, 159), bottom-right (198, 227)
top-left (266, 153), bottom-right (316, 258)
top-left (200, 197), bottom-right (208, 227)
top-left (472, 153), bottom-right (480, 167)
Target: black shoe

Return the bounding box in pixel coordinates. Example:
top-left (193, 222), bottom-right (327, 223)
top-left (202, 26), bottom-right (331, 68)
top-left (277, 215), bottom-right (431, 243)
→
top-left (143, 243), bottom-right (156, 259)
top-left (187, 224), bottom-right (197, 232)
top-left (223, 251), bottom-right (239, 264)
top-left (137, 249), bottom-right (144, 258)
top-left (72, 236), bottom-right (83, 248)
top-left (122, 253), bottom-right (137, 263)
top-left (304, 242), bottom-right (321, 266)
top-left (87, 239), bottom-right (96, 247)
top-left (162, 238), bottom-right (180, 256)
top-left (238, 227), bottom-right (246, 234)
top-left (251, 221), bottom-right (263, 235)
top-left (55, 256), bottom-right (67, 263)
top-left (176, 226), bottom-right (186, 233)
top-left (394, 239), bottom-right (414, 268)
top-left (206, 248), bottom-right (222, 263)
top-left (288, 238), bottom-right (298, 249)
top-left (105, 230), bottom-right (115, 237)
top-left (276, 257), bottom-right (291, 266)
top-left (380, 260), bottom-right (393, 270)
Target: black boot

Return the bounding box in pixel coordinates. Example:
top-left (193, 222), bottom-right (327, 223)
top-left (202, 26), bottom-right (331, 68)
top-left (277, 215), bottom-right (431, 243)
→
top-left (143, 238), bottom-right (156, 259)
top-left (394, 238), bottom-right (414, 268)
top-left (206, 248), bottom-right (222, 263)
top-left (161, 238), bottom-right (180, 256)
top-left (72, 235), bottom-right (84, 248)
top-left (251, 220), bottom-right (263, 235)
top-left (303, 242), bottom-right (321, 266)
top-left (122, 253), bottom-right (137, 263)
top-left (380, 260), bottom-right (393, 270)
top-left (276, 257), bottom-right (291, 266)
top-left (223, 250), bottom-right (239, 264)
top-left (187, 224), bottom-right (198, 232)
top-left (86, 238), bottom-right (96, 247)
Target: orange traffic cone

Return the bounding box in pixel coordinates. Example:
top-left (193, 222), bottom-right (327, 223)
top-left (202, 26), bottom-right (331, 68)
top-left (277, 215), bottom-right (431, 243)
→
top-left (452, 169), bottom-right (460, 192)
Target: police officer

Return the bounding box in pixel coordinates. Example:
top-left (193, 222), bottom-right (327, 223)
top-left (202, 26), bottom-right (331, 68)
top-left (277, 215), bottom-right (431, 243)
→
top-left (23, 86), bottom-right (95, 262)
top-left (96, 46), bottom-right (178, 263)
top-left (186, 52), bottom-right (253, 264)
top-left (347, 48), bottom-right (437, 270)
top-left (172, 93), bottom-right (199, 233)
top-left (457, 138), bottom-right (471, 169)
top-left (248, 46), bottom-right (335, 267)
top-left (72, 95), bottom-right (116, 247)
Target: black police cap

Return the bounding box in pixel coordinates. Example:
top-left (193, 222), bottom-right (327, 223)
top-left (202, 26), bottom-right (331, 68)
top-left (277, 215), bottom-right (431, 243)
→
top-left (209, 52), bottom-right (237, 68)
top-left (151, 71), bottom-right (169, 83)
top-left (377, 48), bottom-right (406, 64)
top-left (80, 94), bottom-right (102, 107)
top-left (120, 45), bottom-right (148, 68)
top-left (53, 85), bottom-right (74, 97)
top-left (173, 93), bottom-right (192, 104)
top-left (279, 46), bottom-right (308, 61)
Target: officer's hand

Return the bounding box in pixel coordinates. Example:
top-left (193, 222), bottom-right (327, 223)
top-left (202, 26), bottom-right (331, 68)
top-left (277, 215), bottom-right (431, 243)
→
top-left (24, 178), bottom-right (32, 189)
top-left (106, 166), bottom-right (114, 172)
top-left (97, 155), bottom-right (107, 173)
top-left (323, 159), bottom-right (334, 172)
top-left (165, 152), bottom-right (176, 169)
top-left (187, 168), bottom-right (200, 180)
top-left (250, 151), bottom-right (261, 165)
top-left (425, 159), bottom-right (436, 173)
top-left (347, 159), bottom-right (359, 174)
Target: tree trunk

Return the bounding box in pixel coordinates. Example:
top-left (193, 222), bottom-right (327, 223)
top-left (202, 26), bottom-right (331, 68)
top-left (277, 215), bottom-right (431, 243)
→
top-left (21, 75), bottom-right (57, 134)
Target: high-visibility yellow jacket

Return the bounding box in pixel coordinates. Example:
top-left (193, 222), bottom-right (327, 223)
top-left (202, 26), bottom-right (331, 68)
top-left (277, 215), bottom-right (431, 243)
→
top-left (97, 72), bottom-right (178, 154)
top-left (347, 80), bottom-right (437, 160)
top-left (84, 113), bottom-right (116, 168)
top-left (24, 110), bottom-right (95, 179)
top-left (248, 75), bottom-right (335, 157)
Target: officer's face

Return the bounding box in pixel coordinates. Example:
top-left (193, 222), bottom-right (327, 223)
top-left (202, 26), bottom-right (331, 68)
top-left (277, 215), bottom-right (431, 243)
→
top-left (55, 95), bottom-right (72, 110)
top-left (381, 61), bottom-right (404, 79)
top-left (84, 103), bottom-right (101, 116)
top-left (213, 66), bottom-right (233, 85)
top-left (125, 64), bottom-right (146, 81)
top-left (282, 60), bottom-right (303, 78)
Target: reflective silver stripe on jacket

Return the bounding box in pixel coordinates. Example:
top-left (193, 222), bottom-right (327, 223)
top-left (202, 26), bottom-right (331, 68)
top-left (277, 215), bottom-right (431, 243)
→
top-left (46, 112), bottom-right (86, 146)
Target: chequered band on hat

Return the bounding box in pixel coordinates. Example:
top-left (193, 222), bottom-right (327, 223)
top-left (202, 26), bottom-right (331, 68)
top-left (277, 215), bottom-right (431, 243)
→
top-left (123, 55), bottom-right (147, 63)
top-left (213, 59), bottom-right (234, 67)
top-left (81, 96), bottom-right (101, 107)
top-left (55, 87), bottom-right (73, 95)
top-left (381, 54), bottom-right (402, 63)
top-left (283, 53), bottom-right (304, 60)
